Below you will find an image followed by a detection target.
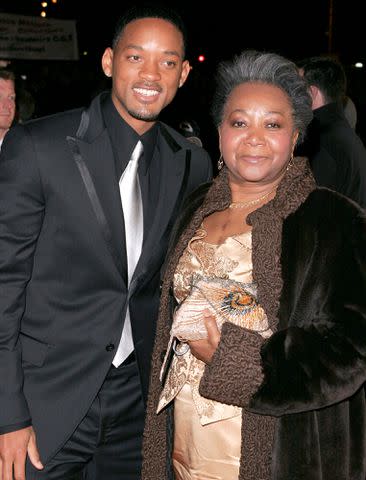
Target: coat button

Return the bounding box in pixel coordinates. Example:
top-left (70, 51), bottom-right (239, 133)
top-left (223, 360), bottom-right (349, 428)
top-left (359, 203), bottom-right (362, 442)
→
top-left (105, 343), bottom-right (115, 352)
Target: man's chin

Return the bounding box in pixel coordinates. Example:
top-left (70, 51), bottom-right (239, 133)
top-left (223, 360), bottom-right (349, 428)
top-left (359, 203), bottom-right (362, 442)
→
top-left (128, 109), bottom-right (159, 123)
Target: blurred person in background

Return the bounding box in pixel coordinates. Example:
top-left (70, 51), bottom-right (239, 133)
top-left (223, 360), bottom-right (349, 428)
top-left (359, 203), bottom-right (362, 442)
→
top-left (297, 56), bottom-right (366, 207)
top-left (177, 118), bottom-right (203, 147)
top-left (0, 69), bottom-right (16, 151)
top-left (343, 95), bottom-right (357, 129)
top-left (17, 87), bottom-right (36, 124)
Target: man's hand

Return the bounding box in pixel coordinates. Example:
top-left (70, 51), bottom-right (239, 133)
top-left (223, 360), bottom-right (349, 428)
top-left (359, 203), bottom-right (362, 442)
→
top-left (188, 310), bottom-right (221, 364)
top-left (0, 426), bottom-right (43, 480)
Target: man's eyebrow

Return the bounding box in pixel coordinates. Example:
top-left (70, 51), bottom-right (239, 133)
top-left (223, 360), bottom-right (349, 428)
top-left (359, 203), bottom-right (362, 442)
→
top-left (123, 44), bottom-right (182, 58)
top-left (163, 50), bottom-right (181, 58)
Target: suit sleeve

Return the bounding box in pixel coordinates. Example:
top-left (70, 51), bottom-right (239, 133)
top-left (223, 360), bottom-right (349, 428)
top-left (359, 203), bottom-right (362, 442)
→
top-left (0, 125), bottom-right (45, 432)
top-left (190, 146), bottom-right (213, 185)
top-left (202, 149), bottom-right (213, 183)
top-left (200, 213), bottom-right (366, 416)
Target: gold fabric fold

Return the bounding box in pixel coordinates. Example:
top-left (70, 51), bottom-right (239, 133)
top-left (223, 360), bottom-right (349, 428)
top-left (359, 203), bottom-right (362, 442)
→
top-left (158, 228), bottom-right (271, 430)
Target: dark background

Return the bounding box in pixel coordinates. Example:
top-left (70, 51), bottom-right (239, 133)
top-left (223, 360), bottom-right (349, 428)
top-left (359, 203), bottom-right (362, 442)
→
top-left (1, 0), bottom-right (365, 157)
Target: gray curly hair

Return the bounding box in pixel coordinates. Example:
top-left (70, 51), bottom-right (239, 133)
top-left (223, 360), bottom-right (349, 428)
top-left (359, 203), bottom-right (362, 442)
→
top-left (211, 50), bottom-right (313, 144)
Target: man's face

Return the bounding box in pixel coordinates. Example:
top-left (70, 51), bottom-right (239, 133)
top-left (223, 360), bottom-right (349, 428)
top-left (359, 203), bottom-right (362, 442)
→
top-left (102, 17), bottom-right (190, 134)
top-left (0, 78), bottom-right (16, 139)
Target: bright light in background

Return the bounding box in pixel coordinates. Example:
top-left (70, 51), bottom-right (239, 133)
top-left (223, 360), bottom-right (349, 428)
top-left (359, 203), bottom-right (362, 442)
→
top-left (355, 62), bottom-right (363, 68)
top-left (40, 0), bottom-right (47, 17)
top-left (51, 0), bottom-right (57, 3)
top-left (83, 51), bottom-right (88, 56)
top-left (198, 55), bottom-right (205, 63)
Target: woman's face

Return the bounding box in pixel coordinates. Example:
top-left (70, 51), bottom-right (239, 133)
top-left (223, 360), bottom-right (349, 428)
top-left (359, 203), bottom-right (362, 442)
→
top-left (219, 82), bottom-right (299, 188)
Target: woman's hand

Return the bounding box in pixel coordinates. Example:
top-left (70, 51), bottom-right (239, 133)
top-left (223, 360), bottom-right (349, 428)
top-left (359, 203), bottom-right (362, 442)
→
top-left (188, 310), bottom-right (221, 364)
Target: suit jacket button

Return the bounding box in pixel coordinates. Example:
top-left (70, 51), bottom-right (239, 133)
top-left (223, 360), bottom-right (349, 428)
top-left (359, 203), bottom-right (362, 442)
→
top-left (105, 343), bottom-right (115, 352)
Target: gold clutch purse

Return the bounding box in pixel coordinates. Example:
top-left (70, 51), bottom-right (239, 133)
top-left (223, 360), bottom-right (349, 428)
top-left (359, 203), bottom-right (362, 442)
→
top-left (170, 274), bottom-right (270, 342)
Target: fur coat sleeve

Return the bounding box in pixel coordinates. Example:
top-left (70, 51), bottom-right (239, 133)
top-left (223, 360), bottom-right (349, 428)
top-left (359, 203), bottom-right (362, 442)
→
top-left (200, 189), bottom-right (366, 416)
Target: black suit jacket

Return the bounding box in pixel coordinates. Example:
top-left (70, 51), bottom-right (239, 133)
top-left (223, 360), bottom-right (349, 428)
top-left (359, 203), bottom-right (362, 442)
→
top-left (297, 102), bottom-right (366, 207)
top-left (0, 93), bottom-right (212, 462)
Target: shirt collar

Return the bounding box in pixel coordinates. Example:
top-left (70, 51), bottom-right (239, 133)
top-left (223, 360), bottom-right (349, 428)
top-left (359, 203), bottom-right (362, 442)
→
top-left (103, 94), bottom-right (159, 175)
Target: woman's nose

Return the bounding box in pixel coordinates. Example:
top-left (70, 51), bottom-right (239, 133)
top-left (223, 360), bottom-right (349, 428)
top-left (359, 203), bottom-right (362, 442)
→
top-left (243, 126), bottom-right (265, 146)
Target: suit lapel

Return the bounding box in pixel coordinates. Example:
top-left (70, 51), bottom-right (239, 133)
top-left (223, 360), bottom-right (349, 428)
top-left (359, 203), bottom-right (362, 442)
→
top-left (68, 100), bottom-right (191, 289)
top-left (67, 94), bottom-right (127, 284)
top-left (132, 125), bottom-right (190, 286)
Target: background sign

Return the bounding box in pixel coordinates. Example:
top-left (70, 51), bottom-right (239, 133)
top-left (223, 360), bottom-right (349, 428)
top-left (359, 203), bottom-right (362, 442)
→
top-left (0, 13), bottom-right (79, 60)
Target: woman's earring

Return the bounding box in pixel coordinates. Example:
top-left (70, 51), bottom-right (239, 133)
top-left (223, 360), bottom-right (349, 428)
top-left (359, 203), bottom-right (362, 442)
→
top-left (286, 153), bottom-right (294, 171)
top-left (217, 155), bottom-right (224, 171)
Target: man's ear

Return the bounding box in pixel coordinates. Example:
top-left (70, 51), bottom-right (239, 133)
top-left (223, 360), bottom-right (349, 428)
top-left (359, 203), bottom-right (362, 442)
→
top-left (101, 47), bottom-right (113, 78)
top-left (178, 60), bottom-right (191, 88)
top-left (309, 85), bottom-right (318, 100)
top-left (309, 85), bottom-right (324, 109)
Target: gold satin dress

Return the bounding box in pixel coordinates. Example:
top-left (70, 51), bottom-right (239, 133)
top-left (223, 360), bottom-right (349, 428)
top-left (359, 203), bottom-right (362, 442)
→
top-left (158, 225), bottom-right (270, 480)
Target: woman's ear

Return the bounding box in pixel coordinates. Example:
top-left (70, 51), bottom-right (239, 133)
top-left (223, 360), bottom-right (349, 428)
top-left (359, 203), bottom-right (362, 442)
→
top-left (218, 128), bottom-right (222, 153)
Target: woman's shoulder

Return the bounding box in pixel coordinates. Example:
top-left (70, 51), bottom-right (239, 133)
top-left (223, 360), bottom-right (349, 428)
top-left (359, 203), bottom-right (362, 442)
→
top-left (303, 186), bottom-right (365, 221)
top-left (291, 187), bottom-right (366, 246)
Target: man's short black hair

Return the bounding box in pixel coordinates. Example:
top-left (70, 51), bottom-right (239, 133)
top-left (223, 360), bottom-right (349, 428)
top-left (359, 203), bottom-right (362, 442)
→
top-left (112, 3), bottom-right (187, 58)
top-left (297, 56), bottom-right (347, 104)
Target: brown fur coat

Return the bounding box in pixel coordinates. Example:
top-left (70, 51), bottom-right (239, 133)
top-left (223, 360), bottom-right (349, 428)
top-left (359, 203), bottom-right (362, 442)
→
top-left (142, 158), bottom-right (366, 480)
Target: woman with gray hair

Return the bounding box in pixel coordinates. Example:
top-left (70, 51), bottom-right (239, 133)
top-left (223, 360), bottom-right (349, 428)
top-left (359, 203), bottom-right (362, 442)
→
top-left (142, 50), bottom-right (366, 480)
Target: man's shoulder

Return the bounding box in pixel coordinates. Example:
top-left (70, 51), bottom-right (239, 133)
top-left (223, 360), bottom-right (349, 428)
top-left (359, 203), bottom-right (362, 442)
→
top-left (1, 106), bottom-right (84, 155)
top-left (159, 122), bottom-right (207, 155)
top-left (23, 107), bottom-right (83, 136)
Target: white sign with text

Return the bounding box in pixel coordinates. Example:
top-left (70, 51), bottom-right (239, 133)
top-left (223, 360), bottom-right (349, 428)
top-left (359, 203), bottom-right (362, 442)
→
top-left (0, 13), bottom-right (79, 60)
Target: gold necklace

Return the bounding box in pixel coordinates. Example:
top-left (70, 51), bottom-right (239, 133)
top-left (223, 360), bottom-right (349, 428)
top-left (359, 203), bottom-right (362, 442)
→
top-left (229, 186), bottom-right (277, 209)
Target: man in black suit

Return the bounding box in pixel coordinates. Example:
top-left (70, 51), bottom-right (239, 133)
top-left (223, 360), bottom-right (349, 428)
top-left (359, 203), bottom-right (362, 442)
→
top-left (0, 5), bottom-right (212, 479)
top-left (297, 56), bottom-right (366, 207)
